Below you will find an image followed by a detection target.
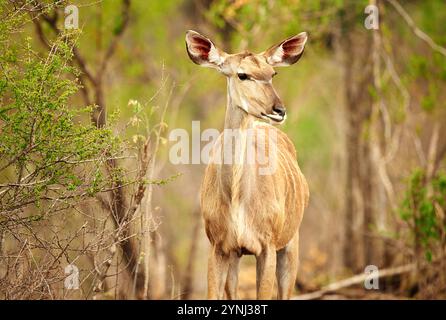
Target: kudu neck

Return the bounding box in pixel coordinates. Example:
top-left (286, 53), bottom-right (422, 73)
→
top-left (220, 80), bottom-right (254, 202)
top-left (224, 81), bottom-right (254, 130)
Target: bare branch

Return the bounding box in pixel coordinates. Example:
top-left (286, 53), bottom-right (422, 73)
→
top-left (97, 0), bottom-right (131, 78)
top-left (293, 264), bottom-right (415, 300)
top-left (386, 0), bottom-right (446, 57)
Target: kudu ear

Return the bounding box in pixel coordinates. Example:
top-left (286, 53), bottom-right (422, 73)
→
top-left (185, 30), bottom-right (227, 69)
top-left (262, 32), bottom-right (308, 67)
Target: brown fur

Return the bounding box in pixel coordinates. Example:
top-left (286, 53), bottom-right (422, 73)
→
top-left (201, 123), bottom-right (308, 255)
top-left (185, 30), bottom-right (309, 299)
top-left (201, 119), bottom-right (309, 299)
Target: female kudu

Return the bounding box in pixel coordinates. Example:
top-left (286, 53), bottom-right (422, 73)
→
top-left (185, 30), bottom-right (309, 300)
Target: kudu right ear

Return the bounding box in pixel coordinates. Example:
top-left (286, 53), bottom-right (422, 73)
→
top-left (262, 32), bottom-right (308, 67)
top-left (185, 30), bottom-right (227, 69)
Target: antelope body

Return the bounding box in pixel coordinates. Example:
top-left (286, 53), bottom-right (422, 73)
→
top-left (185, 30), bottom-right (309, 300)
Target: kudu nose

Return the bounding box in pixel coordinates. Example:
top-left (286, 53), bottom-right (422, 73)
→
top-left (272, 105), bottom-right (286, 117)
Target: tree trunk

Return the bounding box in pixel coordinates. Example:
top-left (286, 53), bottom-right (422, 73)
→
top-left (340, 9), bottom-right (378, 272)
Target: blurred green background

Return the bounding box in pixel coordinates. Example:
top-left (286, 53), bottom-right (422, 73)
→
top-left (1, 0), bottom-right (445, 299)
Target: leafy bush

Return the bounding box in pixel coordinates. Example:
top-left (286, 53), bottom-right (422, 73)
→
top-left (0, 11), bottom-right (121, 221)
top-left (399, 169), bottom-right (446, 262)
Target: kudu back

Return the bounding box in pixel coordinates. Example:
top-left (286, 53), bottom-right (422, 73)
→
top-left (185, 30), bottom-right (309, 299)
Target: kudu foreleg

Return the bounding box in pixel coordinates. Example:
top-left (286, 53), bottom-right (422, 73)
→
top-left (256, 246), bottom-right (276, 299)
top-left (276, 233), bottom-right (299, 299)
top-left (207, 246), bottom-right (230, 299)
top-left (224, 251), bottom-right (240, 299)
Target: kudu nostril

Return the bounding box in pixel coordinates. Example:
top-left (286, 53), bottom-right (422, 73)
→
top-left (272, 106), bottom-right (286, 117)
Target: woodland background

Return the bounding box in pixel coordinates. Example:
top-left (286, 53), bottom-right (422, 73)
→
top-left (0, 0), bottom-right (445, 299)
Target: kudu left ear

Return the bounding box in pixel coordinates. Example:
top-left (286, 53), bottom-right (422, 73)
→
top-left (185, 30), bottom-right (227, 69)
top-left (262, 32), bottom-right (308, 67)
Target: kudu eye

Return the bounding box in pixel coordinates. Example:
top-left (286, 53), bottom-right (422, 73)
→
top-left (237, 73), bottom-right (249, 81)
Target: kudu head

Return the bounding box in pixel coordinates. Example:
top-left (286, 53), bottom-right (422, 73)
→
top-left (185, 30), bottom-right (307, 124)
